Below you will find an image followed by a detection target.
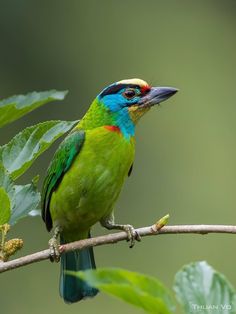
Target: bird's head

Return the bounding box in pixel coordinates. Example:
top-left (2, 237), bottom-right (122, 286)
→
top-left (98, 78), bottom-right (178, 124)
top-left (80, 78), bottom-right (178, 139)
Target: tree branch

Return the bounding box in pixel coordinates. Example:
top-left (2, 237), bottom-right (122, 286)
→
top-left (1, 223), bottom-right (236, 274)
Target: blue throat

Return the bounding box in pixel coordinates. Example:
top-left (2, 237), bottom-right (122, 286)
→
top-left (98, 95), bottom-right (135, 139)
top-left (114, 107), bottom-right (135, 139)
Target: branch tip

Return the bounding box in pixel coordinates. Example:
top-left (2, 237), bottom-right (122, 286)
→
top-left (151, 214), bottom-right (170, 233)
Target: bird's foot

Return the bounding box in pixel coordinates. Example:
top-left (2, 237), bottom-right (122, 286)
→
top-left (100, 215), bottom-right (141, 248)
top-left (48, 226), bottom-right (61, 263)
top-left (122, 224), bottom-right (141, 248)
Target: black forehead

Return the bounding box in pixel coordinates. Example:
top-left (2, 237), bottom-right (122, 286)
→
top-left (100, 83), bottom-right (140, 98)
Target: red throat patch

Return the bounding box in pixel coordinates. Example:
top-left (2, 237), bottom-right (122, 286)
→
top-left (104, 125), bottom-right (121, 133)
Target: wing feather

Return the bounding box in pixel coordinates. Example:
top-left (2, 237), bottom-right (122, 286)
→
top-left (41, 130), bottom-right (85, 231)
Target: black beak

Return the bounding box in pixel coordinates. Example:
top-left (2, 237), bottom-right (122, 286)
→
top-left (138, 86), bottom-right (178, 107)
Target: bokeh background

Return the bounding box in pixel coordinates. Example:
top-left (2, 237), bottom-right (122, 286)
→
top-left (1, 0), bottom-right (236, 313)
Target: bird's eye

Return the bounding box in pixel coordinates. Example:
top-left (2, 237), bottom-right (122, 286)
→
top-left (123, 89), bottom-right (137, 99)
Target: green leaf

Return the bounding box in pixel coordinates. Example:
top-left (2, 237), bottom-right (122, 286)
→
top-left (68, 268), bottom-right (175, 314)
top-left (174, 261), bottom-right (236, 313)
top-left (9, 182), bottom-right (41, 225)
top-left (0, 120), bottom-right (78, 179)
top-left (0, 187), bottom-right (11, 225)
top-left (0, 164), bottom-right (41, 225)
top-left (0, 164), bottom-right (15, 204)
top-left (0, 90), bottom-right (67, 128)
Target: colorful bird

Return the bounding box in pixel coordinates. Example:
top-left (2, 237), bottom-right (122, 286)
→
top-left (42, 78), bottom-right (178, 303)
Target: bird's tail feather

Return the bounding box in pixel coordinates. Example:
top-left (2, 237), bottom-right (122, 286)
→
top-left (60, 234), bottom-right (98, 303)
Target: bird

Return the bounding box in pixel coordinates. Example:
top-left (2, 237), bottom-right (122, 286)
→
top-left (41, 78), bottom-right (178, 303)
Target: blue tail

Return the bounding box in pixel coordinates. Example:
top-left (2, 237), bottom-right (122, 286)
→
top-left (60, 235), bottom-right (98, 303)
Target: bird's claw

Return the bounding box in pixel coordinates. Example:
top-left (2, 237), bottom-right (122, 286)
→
top-left (48, 237), bottom-right (60, 263)
top-left (123, 224), bottom-right (141, 248)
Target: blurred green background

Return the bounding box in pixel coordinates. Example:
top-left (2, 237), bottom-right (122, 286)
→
top-left (1, 0), bottom-right (236, 313)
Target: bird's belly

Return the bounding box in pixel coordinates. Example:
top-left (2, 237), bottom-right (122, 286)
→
top-left (50, 129), bottom-right (134, 238)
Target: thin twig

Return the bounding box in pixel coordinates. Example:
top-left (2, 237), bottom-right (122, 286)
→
top-left (1, 224), bottom-right (236, 273)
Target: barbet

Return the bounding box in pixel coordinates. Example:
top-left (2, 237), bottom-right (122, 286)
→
top-left (42, 78), bottom-right (178, 303)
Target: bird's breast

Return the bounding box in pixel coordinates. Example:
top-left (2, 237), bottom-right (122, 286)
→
top-left (50, 126), bottom-right (135, 236)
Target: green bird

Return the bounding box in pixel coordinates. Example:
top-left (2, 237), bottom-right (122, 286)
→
top-left (42, 78), bottom-right (177, 303)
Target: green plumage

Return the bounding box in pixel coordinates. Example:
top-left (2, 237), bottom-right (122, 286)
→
top-left (47, 126), bottom-right (134, 240)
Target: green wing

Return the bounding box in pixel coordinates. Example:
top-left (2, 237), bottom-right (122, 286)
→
top-left (42, 129), bottom-right (85, 231)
